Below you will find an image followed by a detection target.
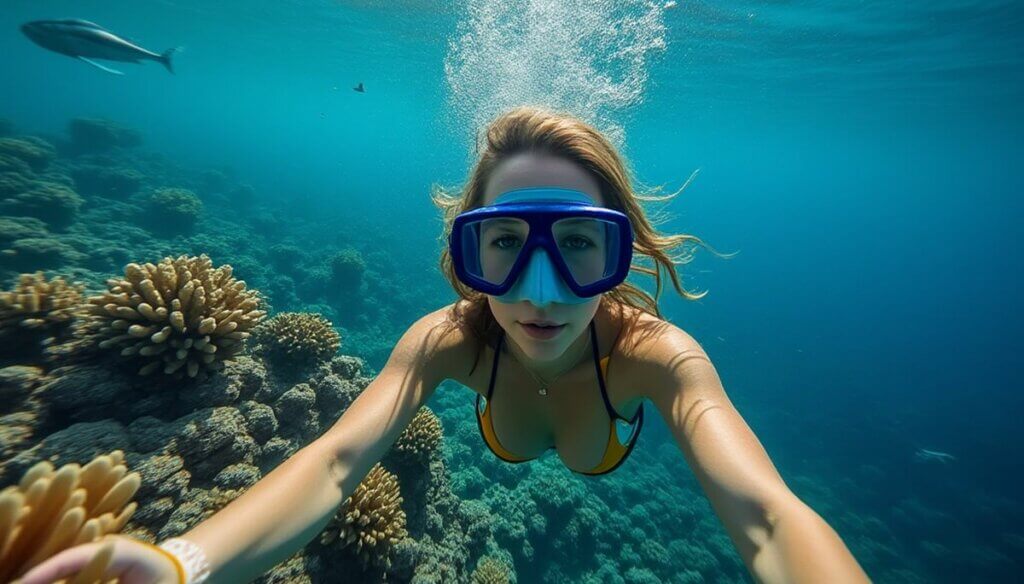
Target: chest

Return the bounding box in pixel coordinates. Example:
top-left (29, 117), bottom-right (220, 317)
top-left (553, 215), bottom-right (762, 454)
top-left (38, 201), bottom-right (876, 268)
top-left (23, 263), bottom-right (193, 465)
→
top-left (463, 351), bottom-right (642, 472)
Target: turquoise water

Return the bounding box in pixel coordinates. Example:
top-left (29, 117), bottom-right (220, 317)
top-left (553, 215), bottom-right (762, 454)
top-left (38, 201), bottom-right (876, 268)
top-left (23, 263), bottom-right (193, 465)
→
top-left (1, 1), bottom-right (1022, 582)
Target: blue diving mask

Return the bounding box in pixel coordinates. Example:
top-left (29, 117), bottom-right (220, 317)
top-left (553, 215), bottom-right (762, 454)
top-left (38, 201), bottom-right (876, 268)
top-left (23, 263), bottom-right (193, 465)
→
top-left (449, 187), bottom-right (634, 306)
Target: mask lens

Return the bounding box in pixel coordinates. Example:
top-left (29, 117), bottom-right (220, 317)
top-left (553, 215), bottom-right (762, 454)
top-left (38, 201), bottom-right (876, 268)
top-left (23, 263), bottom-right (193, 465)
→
top-left (552, 218), bottom-right (622, 287)
top-left (459, 217), bottom-right (530, 285)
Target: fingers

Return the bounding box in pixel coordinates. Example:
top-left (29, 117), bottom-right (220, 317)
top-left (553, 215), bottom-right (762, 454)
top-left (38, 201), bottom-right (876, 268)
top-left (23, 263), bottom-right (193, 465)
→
top-left (17, 542), bottom-right (105, 584)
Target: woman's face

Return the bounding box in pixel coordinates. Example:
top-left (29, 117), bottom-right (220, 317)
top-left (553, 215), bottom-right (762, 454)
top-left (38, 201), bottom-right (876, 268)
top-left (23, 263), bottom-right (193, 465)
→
top-left (482, 151), bottom-right (604, 363)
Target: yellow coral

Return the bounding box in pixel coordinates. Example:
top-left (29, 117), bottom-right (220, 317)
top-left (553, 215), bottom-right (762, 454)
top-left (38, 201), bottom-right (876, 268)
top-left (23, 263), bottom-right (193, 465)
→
top-left (0, 450), bottom-right (140, 582)
top-left (0, 272), bottom-right (84, 357)
top-left (320, 463), bottom-right (407, 571)
top-left (252, 312), bottom-right (340, 367)
top-left (472, 556), bottom-right (512, 584)
top-left (85, 254), bottom-right (266, 378)
top-left (393, 407), bottom-right (443, 459)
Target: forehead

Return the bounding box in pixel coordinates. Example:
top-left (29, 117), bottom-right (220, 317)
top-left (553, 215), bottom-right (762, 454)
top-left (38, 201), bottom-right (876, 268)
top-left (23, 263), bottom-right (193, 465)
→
top-left (483, 151), bottom-right (604, 206)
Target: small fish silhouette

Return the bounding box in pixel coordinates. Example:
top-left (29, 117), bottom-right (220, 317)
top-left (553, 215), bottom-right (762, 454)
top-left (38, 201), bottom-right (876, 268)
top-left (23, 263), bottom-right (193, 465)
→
top-left (914, 448), bottom-right (956, 464)
top-left (353, 82), bottom-right (365, 93)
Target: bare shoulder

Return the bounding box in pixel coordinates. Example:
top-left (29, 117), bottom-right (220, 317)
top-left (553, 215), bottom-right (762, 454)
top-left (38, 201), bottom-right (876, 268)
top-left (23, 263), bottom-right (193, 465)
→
top-left (609, 304), bottom-right (716, 400)
top-left (386, 302), bottom-right (477, 384)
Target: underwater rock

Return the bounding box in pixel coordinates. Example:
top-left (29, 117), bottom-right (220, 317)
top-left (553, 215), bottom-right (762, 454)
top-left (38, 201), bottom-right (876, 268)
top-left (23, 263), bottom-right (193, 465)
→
top-left (0, 216), bottom-right (48, 247)
top-left (67, 118), bottom-right (143, 155)
top-left (0, 180), bottom-right (84, 228)
top-left (0, 136), bottom-right (57, 172)
top-left (71, 164), bottom-right (145, 199)
top-left (0, 365), bottom-right (46, 462)
top-left (143, 187), bottom-right (203, 235)
top-left (2, 237), bottom-right (84, 272)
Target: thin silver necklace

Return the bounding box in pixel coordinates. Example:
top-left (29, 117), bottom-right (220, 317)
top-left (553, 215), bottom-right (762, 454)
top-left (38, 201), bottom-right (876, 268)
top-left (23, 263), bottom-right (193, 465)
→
top-left (509, 333), bottom-right (591, 396)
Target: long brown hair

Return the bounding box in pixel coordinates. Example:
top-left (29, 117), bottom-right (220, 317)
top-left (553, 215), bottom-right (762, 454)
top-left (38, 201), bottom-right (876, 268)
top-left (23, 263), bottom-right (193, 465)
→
top-left (433, 105), bottom-right (729, 352)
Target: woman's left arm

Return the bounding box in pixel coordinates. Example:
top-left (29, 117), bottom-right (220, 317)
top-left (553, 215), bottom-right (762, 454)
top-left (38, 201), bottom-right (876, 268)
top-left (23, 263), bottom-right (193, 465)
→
top-left (642, 323), bottom-right (869, 584)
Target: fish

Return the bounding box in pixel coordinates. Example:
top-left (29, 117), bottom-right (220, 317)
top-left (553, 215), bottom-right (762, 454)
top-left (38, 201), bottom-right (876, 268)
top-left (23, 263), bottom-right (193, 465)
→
top-left (353, 82), bottom-right (365, 93)
top-left (21, 19), bottom-right (178, 75)
top-left (913, 448), bottom-right (956, 464)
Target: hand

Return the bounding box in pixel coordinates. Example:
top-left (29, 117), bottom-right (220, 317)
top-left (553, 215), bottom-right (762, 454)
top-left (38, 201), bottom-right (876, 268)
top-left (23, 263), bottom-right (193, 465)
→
top-left (18, 535), bottom-right (181, 584)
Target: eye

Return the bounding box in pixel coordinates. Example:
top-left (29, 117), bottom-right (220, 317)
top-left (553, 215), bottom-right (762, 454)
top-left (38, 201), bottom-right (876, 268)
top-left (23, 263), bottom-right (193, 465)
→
top-left (491, 234), bottom-right (523, 250)
top-left (561, 235), bottom-right (594, 250)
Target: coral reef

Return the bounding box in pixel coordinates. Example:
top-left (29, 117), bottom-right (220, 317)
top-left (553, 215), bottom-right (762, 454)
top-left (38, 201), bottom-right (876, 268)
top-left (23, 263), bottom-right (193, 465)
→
top-left (83, 254), bottom-right (265, 378)
top-left (0, 180), bottom-right (83, 228)
top-left (393, 407), bottom-right (443, 463)
top-left (0, 272), bottom-right (84, 363)
top-left (251, 312), bottom-right (341, 372)
top-left (144, 188), bottom-right (203, 235)
top-left (472, 556), bottom-right (513, 584)
top-left (2, 237), bottom-right (85, 273)
top-left (320, 463), bottom-right (408, 571)
top-left (0, 136), bottom-right (57, 173)
top-left (0, 450), bottom-right (139, 581)
top-left (71, 164), bottom-right (145, 199)
top-left (328, 247), bottom-right (366, 293)
top-left (67, 118), bottom-right (143, 155)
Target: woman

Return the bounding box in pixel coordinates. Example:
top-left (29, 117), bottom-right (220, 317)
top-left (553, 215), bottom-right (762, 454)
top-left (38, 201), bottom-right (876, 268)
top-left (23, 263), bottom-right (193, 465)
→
top-left (22, 107), bottom-right (868, 583)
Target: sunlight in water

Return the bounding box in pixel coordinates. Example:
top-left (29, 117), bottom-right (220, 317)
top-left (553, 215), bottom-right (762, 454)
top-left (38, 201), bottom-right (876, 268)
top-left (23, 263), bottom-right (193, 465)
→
top-left (444, 0), bottom-right (669, 149)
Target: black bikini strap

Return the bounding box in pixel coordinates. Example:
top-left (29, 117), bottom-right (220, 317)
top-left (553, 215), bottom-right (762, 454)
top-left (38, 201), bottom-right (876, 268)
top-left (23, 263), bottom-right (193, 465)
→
top-left (487, 332), bottom-right (504, 400)
top-left (590, 322), bottom-right (624, 421)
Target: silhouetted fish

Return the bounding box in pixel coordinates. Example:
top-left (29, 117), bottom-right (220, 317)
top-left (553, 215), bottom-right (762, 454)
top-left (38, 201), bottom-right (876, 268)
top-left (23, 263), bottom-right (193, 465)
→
top-left (353, 82), bottom-right (365, 93)
top-left (914, 448), bottom-right (956, 464)
top-left (21, 19), bottom-right (177, 75)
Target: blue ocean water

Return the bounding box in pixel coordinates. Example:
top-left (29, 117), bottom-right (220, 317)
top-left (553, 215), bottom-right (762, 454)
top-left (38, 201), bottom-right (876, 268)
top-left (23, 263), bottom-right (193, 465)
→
top-left (1, 1), bottom-right (1022, 582)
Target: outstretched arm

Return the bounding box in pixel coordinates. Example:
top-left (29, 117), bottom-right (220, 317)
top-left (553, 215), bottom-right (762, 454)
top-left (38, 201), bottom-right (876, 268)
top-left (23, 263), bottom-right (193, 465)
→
top-left (181, 309), bottom-right (454, 581)
top-left (645, 324), bottom-right (868, 584)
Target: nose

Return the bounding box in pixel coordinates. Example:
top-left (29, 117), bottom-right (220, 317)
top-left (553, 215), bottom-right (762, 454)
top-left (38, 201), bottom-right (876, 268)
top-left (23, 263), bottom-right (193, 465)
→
top-left (517, 248), bottom-right (572, 308)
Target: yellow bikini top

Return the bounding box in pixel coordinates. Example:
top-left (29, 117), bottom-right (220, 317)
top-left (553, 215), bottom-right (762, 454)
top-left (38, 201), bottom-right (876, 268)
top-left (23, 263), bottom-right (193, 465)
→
top-left (475, 322), bottom-right (644, 476)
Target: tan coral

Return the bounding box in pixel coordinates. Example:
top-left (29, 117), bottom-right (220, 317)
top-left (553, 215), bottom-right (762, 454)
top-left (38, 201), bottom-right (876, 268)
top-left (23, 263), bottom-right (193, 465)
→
top-left (84, 254), bottom-right (266, 379)
top-left (0, 450), bottom-right (140, 582)
top-left (0, 273), bottom-right (85, 357)
top-left (393, 407), bottom-right (443, 460)
top-left (472, 556), bottom-right (513, 584)
top-left (320, 463), bottom-right (407, 571)
top-left (252, 312), bottom-right (340, 368)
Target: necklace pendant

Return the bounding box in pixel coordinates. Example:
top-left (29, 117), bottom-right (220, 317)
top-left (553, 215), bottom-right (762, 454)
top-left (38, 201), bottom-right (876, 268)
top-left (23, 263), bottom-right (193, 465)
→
top-left (538, 387), bottom-right (548, 396)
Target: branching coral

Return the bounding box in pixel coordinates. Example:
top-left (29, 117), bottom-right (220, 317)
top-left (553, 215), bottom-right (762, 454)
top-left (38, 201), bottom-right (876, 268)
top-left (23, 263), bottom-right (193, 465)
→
top-left (472, 556), bottom-right (513, 584)
top-left (84, 254), bottom-right (266, 378)
top-left (0, 272), bottom-right (85, 360)
top-left (68, 118), bottom-right (143, 155)
top-left (393, 407), bottom-right (443, 461)
top-left (0, 450), bottom-right (140, 581)
top-left (320, 463), bottom-right (407, 571)
top-left (145, 187), bottom-right (203, 234)
top-left (251, 312), bottom-right (340, 369)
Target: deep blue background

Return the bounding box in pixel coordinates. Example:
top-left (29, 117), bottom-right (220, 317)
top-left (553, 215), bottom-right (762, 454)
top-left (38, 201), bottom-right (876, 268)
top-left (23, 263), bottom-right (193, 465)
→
top-left (2, 1), bottom-right (1022, 579)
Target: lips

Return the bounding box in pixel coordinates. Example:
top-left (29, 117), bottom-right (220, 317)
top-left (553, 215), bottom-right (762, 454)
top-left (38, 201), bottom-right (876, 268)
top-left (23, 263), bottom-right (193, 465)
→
top-left (519, 320), bottom-right (567, 340)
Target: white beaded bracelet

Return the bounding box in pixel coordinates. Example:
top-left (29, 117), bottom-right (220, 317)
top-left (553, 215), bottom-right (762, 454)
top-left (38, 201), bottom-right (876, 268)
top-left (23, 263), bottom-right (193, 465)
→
top-left (158, 538), bottom-right (211, 584)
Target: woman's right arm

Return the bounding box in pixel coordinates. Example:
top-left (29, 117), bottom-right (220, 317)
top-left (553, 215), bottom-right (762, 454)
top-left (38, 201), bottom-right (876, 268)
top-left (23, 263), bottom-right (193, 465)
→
top-left (188, 308), bottom-right (456, 581)
top-left (21, 307), bottom-right (460, 584)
